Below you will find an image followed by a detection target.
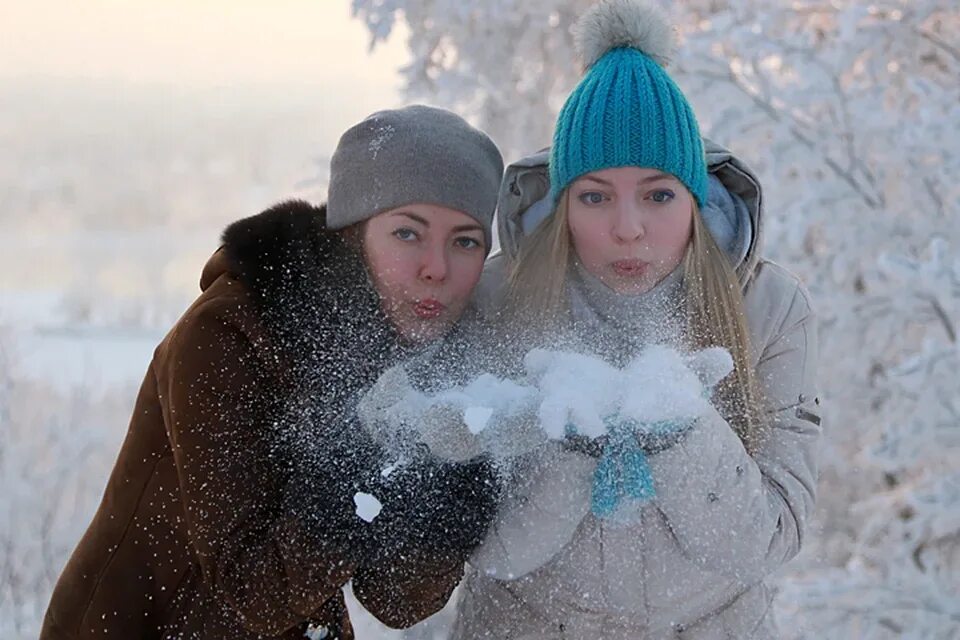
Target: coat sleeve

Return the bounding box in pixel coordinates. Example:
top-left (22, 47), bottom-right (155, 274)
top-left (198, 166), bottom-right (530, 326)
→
top-left (159, 302), bottom-right (359, 636)
top-left (646, 277), bottom-right (822, 584)
top-left (351, 455), bottom-right (501, 628)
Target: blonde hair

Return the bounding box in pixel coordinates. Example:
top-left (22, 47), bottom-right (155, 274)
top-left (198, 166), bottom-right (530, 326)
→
top-left (506, 190), bottom-right (765, 452)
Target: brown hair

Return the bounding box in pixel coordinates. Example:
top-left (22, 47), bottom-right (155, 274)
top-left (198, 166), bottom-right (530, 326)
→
top-left (341, 219), bottom-right (366, 251)
top-left (505, 191), bottom-right (764, 451)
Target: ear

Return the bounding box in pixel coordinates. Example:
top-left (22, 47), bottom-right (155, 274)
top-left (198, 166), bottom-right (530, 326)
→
top-left (686, 347), bottom-right (734, 390)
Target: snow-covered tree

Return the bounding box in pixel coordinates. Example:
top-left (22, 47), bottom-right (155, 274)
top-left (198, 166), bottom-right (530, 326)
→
top-left (778, 238), bottom-right (959, 638)
top-left (0, 331), bottom-right (133, 638)
top-left (352, 1), bottom-right (960, 636)
top-left (352, 0), bottom-right (592, 156)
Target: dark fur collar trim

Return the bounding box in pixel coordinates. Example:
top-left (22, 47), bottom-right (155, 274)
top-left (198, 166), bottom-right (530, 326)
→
top-left (220, 200), bottom-right (398, 376)
top-left (222, 200), bottom-right (347, 309)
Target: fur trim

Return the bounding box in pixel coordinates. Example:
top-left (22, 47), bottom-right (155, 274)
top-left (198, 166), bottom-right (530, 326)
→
top-left (220, 199), bottom-right (395, 374)
top-left (573, 0), bottom-right (675, 69)
top-left (221, 199), bottom-right (341, 311)
top-left (220, 202), bottom-right (405, 565)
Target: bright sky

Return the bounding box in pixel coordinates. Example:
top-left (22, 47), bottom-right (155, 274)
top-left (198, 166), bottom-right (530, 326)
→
top-left (0, 0), bottom-right (407, 90)
top-left (0, 1), bottom-right (413, 296)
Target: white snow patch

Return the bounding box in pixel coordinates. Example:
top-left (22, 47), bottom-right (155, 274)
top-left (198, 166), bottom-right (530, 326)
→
top-left (527, 345), bottom-right (734, 438)
top-left (368, 124), bottom-right (395, 159)
top-left (353, 492), bottom-right (383, 523)
top-left (434, 372), bottom-right (538, 419)
top-left (463, 406), bottom-right (495, 434)
top-left (525, 349), bottom-right (620, 438)
top-left (380, 461), bottom-right (400, 478)
top-left (304, 624), bottom-right (329, 639)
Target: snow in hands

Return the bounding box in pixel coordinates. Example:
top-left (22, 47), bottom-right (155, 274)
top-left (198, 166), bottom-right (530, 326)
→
top-left (526, 344), bottom-right (733, 438)
top-left (366, 344), bottom-right (734, 456)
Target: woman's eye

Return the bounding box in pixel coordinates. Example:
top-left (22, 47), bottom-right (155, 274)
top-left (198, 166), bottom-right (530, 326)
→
top-left (577, 191), bottom-right (607, 205)
top-left (649, 189), bottom-right (675, 203)
top-left (392, 227), bottom-right (418, 241)
top-left (455, 236), bottom-right (482, 250)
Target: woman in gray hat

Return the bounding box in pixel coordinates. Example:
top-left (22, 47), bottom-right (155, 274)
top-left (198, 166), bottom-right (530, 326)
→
top-left (40, 105), bottom-right (505, 640)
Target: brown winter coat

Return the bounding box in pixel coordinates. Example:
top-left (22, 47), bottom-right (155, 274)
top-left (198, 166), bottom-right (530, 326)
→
top-left (41, 201), bottom-right (494, 640)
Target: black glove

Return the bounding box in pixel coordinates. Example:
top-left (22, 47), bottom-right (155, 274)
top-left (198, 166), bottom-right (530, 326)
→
top-left (361, 452), bottom-right (502, 563)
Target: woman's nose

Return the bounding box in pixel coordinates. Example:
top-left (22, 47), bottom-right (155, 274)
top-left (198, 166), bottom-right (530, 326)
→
top-left (612, 205), bottom-right (645, 243)
top-left (418, 244), bottom-right (448, 282)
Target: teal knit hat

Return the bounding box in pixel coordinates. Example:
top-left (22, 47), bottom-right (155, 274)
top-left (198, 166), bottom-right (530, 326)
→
top-left (550, 0), bottom-right (708, 207)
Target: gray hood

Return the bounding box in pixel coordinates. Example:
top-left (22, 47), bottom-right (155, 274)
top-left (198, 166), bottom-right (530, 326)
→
top-left (494, 138), bottom-right (764, 284)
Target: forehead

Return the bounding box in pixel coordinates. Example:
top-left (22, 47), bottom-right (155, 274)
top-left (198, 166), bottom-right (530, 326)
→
top-left (373, 204), bottom-right (477, 225)
top-left (577, 166), bottom-right (678, 184)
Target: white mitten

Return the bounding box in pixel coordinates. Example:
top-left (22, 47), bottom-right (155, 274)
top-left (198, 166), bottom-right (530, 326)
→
top-left (418, 402), bottom-right (484, 462)
top-left (358, 365), bottom-right (513, 463)
top-left (478, 405), bottom-right (549, 460)
top-left (471, 443), bottom-right (596, 581)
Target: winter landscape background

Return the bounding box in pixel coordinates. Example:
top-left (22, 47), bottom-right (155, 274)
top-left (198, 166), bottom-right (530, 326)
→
top-left (1, 1), bottom-right (957, 638)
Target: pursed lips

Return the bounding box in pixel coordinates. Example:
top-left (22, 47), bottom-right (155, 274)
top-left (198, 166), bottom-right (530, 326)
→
top-left (611, 259), bottom-right (649, 276)
top-left (412, 298), bottom-right (447, 319)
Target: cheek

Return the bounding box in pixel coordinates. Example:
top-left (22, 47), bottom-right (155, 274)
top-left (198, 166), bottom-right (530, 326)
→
top-left (650, 211), bottom-right (693, 258)
top-left (447, 254), bottom-right (485, 302)
top-left (366, 249), bottom-right (417, 304)
top-left (568, 210), bottom-right (611, 262)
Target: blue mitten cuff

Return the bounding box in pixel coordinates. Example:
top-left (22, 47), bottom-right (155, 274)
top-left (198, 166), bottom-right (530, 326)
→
top-left (565, 417), bottom-right (693, 519)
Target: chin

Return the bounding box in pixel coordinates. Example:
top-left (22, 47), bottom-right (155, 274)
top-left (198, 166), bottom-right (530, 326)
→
top-left (400, 320), bottom-right (450, 344)
top-left (618, 284), bottom-right (655, 295)
top-left (607, 276), bottom-right (656, 295)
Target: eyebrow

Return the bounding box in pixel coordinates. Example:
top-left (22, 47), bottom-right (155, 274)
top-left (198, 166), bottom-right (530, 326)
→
top-left (452, 223), bottom-right (484, 234)
top-left (392, 211), bottom-right (430, 226)
top-left (578, 172), bottom-right (674, 187)
top-left (390, 211), bottom-right (483, 234)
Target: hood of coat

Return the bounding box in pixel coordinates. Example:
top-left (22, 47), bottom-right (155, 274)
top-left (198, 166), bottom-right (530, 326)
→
top-left (495, 138), bottom-right (764, 284)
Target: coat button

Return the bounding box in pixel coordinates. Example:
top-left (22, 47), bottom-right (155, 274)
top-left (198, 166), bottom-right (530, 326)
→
top-left (736, 465), bottom-right (744, 475)
top-left (707, 492), bottom-right (719, 502)
top-left (799, 393), bottom-right (807, 403)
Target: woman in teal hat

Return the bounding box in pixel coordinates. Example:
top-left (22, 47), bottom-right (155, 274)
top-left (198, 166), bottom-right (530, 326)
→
top-left (444, 1), bottom-right (824, 637)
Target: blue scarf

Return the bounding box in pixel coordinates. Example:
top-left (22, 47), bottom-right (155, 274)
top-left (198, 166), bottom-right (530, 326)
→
top-left (579, 417), bottom-right (691, 518)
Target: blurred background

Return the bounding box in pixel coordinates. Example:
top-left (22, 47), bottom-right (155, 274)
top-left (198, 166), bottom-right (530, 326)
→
top-left (1, 1), bottom-right (957, 638)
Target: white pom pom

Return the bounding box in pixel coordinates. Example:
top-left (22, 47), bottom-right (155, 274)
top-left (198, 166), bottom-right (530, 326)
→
top-left (573, 0), bottom-right (675, 70)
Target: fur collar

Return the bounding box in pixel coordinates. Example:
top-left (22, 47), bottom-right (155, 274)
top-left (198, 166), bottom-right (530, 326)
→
top-left (221, 200), bottom-right (356, 319)
top-left (220, 200), bottom-right (400, 380)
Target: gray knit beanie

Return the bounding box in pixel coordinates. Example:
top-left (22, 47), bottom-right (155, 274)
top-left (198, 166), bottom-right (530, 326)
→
top-left (327, 104), bottom-right (504, 252)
